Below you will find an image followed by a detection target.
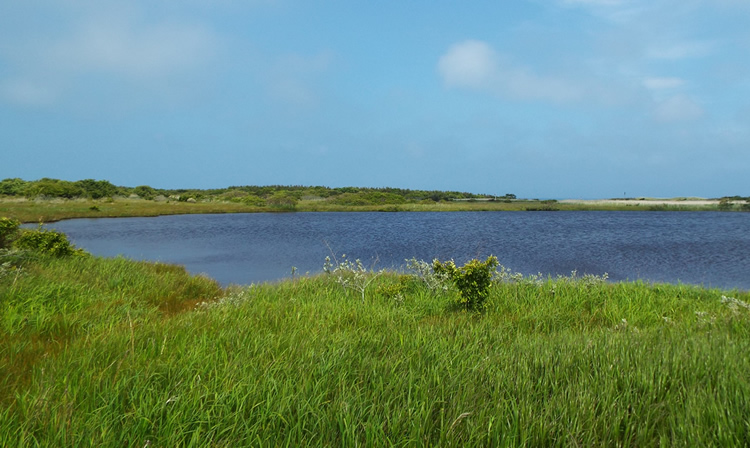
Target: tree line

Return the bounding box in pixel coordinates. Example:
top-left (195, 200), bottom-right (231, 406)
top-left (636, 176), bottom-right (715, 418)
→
top-left (0, 177), bottom-right (516, 206)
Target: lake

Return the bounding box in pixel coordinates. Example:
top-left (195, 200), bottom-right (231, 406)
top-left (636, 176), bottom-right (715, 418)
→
top-left (40, 211), bottom-right (750, 290)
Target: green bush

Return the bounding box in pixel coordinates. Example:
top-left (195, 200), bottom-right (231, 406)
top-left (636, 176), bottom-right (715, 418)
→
top-left (242, 195), bottom-right (267, 207)
top-left (330, 191), bottom-right (407, 206)
top-left (718, 199), bottom-right (734, 211)
top-left (0, 178), bottom-right (28, 196)
top-left (0, 217), bottom-right (20, 249)
top-left (433, 256), bottom-right (499, 311)
top-left (23, 178), bottom-right (84, 199)
top-left (74, 179), bottom-right (118, 199)
top-left (14, 227), bottom-right (86, 257)
top-left (267, 191), bottom-right (298, 210)
top-left (133, 185), bottom-right (157, 200)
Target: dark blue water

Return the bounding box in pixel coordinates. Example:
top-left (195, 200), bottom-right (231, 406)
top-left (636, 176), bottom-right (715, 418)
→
top-left (40, 211), bottom-right (750, 290)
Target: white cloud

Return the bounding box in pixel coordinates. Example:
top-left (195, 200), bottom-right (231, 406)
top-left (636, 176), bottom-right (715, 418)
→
top-left (653, 94), bottom-right (704, 122)
top-left (0, 6), bottom-right (219, 108)
top-left (642, 77), bottom-right (686, 90)
top-left (48, 20), bottom-right (217, 79)
top-left (438, 40), bottom-right (583, 103)
top-left (438, 40), bottom-right (498, 90)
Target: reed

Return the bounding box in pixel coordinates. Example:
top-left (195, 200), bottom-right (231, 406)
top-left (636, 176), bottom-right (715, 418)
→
top-left (1, 253), bottom-right (749, 447)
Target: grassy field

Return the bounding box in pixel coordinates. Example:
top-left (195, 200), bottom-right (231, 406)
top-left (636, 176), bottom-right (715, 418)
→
top-left (0, 196), bottom-right (725, 223)
top-left (2, 247), bottom-right (749, 446)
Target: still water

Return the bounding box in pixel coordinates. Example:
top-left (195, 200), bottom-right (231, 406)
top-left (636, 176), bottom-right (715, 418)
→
top-left (42, 211), bottom-right (750, 290)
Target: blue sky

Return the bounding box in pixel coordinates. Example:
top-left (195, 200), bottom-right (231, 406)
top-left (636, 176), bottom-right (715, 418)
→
top-left (1, 0), bottom-right (749, 198)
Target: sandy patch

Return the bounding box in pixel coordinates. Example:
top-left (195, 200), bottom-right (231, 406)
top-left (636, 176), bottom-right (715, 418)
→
top-left (559, 199), bottom-right (720, 206)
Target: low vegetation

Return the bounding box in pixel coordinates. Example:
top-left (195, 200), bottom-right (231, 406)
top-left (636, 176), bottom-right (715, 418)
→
top-left (1, 222), bottom-right (749, 446)
top-left (4, 177), bottom-right (746, 223)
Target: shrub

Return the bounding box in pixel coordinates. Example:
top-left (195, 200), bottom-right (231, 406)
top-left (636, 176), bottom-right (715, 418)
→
top-left (267, 192), bottom-right (298, 210)
top-left (405, 257), bottom-right (450, 292)
top-left (133, 185), bottom-right (157, 200)
top-left (718, 199), bottom-right (734, 211)
top-left (324, 255), bottom-right (383, 301)
top-left (74, 179), bottom-right (118, 199)
top-left (433, 256), bottom-right (499, 311)
top-left (242, 195), bottom-right (266, 207)
top-left (375, 275), bottom-right (411, 303)
top-left (0, 178), bottom-right (28, 196)
top-left (0, 217), bottom-right (20, 249)
top-left (14, 227), bottom-right (86, 257)
top-left (23, 178), bottom-right (84, 199)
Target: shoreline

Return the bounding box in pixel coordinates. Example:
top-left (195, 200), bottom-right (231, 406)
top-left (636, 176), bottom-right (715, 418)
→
top-left (1, 196), bottom-right (744, 224)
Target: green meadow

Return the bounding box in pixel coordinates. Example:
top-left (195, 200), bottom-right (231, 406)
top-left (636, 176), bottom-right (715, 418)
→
top-left (1, 221), bottom-right (749, 446)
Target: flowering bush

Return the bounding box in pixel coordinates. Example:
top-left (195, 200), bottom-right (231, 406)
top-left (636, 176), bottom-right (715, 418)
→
top-left (324, 254), bottom-right (383, 301)
top-left (404, 257), bottom-right (450, 292)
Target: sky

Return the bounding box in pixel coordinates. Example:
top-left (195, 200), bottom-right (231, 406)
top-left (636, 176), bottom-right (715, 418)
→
top-left (1, 0), bottom-right (749, 199)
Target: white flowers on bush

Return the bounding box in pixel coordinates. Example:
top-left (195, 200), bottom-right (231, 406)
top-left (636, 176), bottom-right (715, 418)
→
top-left (404, 257), bottom-right (450, 292)
top-left (324, 254), bottom-right (383, 301)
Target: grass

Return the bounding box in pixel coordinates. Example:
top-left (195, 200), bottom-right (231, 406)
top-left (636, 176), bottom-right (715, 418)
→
top-left (0, 197), bottom-right (266, 223)
top-left (2, 250), bottom-right (749, 446)
top-left (0, 197), bottom-right (726, 223)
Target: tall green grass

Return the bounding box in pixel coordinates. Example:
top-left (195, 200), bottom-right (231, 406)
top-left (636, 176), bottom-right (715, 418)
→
top-left (2, 254), bottom-right (749, 446)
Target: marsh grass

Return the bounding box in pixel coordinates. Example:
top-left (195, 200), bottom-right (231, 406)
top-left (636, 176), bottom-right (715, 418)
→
top-left (1, 197), bottom-right (726, 223)
top-left (0, 198), bottom-right (266, 223)
top-left (1, 254), bottom-right (749, 446)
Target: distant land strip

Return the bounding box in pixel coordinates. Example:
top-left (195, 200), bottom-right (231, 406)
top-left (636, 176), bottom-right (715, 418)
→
top-left (1, 177), bottom-right (748, 222)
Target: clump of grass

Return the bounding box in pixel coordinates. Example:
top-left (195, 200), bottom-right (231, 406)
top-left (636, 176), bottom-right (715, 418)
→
top-left (1, 252), bottom-right (749, 446)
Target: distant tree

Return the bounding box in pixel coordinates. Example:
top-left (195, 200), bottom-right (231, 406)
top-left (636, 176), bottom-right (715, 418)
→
top-left (133, 185), bottom-right (157, 200)
top-left (0, 178), bottom-right (28, 196)
top-left (24, 178), bottom-right (83, 199)
top-left (74, 179), bottom-right (118, 199)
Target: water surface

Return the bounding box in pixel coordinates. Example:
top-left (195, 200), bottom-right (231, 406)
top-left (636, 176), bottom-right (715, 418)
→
top-left (42, 211), bottom-right (750, 290)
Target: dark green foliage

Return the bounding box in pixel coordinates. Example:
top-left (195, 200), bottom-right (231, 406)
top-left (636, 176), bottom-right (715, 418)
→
top-left (718, 199), bottom-right (733, 211)
top-left (133, 185), bottom-right (157, 200)
top-left (330, 191), bottom-right (407, 206)
top-left (0, 177), bottom-right (509, 205)
top-left (433, 256), bottom-right (499, 311)
top-left (14, 227), bottom-right (85, 257)
top-left (23, 178), bottom-right (84, 199)
top-left (4, 178), bottom-right (118, 199)
top-left (0, 217), bottom-right (20, 249)
top-left (73, 179), bottom-right (118, 199)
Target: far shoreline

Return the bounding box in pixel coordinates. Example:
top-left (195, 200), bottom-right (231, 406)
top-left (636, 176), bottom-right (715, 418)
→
top-left (2, 196), bottom-right (747, 224)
